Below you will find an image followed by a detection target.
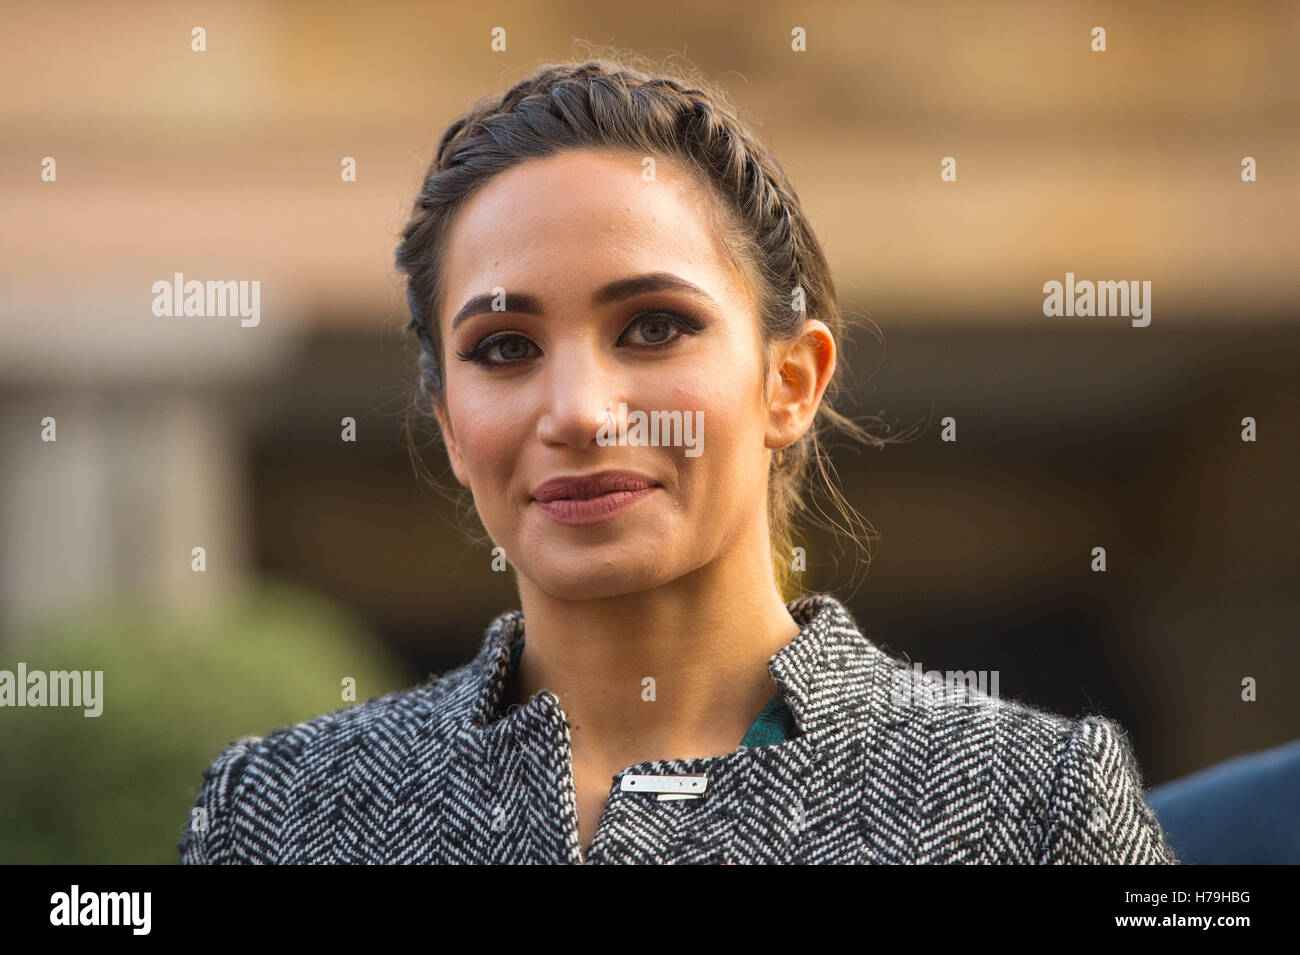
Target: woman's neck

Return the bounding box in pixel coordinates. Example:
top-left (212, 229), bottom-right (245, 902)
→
top-left (513, 533), bottom-right (801, 771)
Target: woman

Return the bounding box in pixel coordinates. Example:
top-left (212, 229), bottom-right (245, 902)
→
top-left (178, 56), bottom-right (1176, 864)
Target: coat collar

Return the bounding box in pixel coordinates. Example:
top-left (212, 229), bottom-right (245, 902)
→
top-left (460, 592), bottom-right (873, 747)
top-left (434, 592), bottom-right (886, 863)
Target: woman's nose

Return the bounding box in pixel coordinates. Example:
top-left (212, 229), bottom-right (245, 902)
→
top-left (535, 353), bottom-right (626, 450)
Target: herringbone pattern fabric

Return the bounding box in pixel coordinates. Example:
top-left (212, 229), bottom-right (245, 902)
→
top-left (177, 594), bottom-right (1178, 864)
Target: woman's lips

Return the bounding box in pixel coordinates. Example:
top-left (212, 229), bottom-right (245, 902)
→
top-left (532, 486), bottom-right (659, 526)
top-left (530, 485), bottom-right (660, 530)
top-left (530, 470), bottom-right (660, 526)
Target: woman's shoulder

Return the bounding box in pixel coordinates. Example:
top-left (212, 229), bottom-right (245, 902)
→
top-left (853, 640), bottom-right (1177, 863)
top-left (176, 654), bottom-right (490, 864)
top-left (229, 655), bottom-right (486, 762)
top-left (866, 639), bottom-right (1151, 772)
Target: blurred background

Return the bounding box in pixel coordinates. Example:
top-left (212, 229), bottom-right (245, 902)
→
top-left (1, 0), bottom-right (1296, 862)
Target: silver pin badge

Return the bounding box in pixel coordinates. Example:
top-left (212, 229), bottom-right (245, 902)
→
top-left (621, 773), bottom-right (708, 801)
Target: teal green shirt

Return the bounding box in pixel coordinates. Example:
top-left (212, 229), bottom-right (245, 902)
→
top-left (507, 640), bottom-right (797, 748)
top-left (738, 689), bottom-right (798, 747)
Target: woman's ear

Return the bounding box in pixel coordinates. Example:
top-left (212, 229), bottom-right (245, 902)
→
top-left (766, 320), bottom-right (836, 451)
top-left (431, 398), bottom-right (471, 488)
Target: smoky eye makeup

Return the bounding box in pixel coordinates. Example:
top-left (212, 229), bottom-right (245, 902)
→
top-left (453, 307), bottom-right (710, 370)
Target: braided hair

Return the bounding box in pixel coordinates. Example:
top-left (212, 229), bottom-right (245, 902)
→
top-left (396, 53), bottom-right (889, 600)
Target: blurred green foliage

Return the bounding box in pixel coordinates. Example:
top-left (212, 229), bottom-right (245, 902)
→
top-left (0, 579), bottom-right (415, 863)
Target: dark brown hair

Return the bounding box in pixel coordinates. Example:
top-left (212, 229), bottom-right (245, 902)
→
top-left (396, 50), bottom-right (899, 599)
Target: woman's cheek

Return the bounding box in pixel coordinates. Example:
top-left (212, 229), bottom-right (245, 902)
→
top-left (668, 378), bottom-right (752, 455)
top-left (448, 391), bottom-right (523, 486)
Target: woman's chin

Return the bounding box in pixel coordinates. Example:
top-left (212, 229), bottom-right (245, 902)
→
top-left (521, 559), bottom-right (673, 602)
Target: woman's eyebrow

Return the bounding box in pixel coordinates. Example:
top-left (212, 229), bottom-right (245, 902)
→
top-left (449, 271), bottom-right (717, 332)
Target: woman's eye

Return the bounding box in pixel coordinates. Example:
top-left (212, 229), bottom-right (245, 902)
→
top-left (628, 317), bottom-right (674, 344)
top-left (455, 333), bottom-right (538, 368)
top-left (621, 312), bottom-right (696, 347)
top-left (495, 337), bottom-right (532, 360)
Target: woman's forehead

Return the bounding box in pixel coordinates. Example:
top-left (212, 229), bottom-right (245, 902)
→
top-left (440, 151), bottom-right (745, 319)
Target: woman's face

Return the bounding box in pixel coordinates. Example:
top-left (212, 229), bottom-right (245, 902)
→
top-left (434, 147), bottom-right (794, 601)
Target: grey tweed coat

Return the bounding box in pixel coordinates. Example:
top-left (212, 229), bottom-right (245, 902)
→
top-left (177, 593), bottom-right (1178, 864)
